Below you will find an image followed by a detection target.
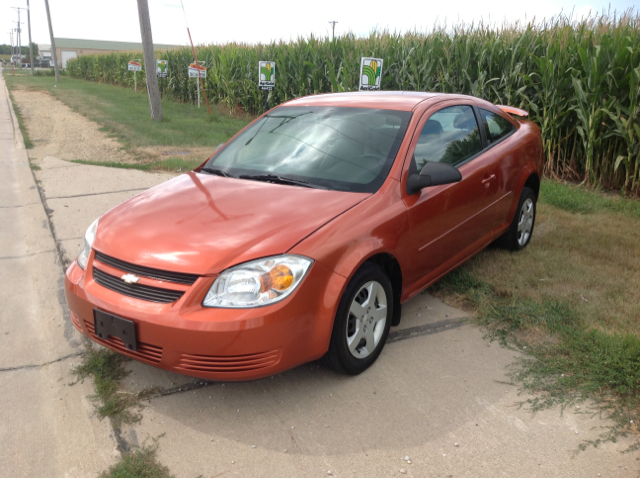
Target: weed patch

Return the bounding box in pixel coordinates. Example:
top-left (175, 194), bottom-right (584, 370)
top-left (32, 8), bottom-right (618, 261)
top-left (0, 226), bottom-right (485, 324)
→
top-left (100, 444), bottom-right (172, 478)
top-left (71, 347), bottom-right (141, 426)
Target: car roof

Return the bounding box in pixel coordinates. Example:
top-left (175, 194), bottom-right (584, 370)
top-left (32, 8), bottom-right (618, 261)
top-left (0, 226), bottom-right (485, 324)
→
top-left (282, 91), bottom-right (474, 111)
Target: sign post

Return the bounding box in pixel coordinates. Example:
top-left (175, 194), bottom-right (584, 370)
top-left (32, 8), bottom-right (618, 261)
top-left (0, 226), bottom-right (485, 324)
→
top-left (188, 61), bottom-right (207, 108)
top-left (128, 59), bottom-right (142, 92)
top-left (359, 57), bottom-right (383, 91)
top-left (156, 60), bottom-right (168, 98)
top-left (258, 61), bottom-right (276, 112)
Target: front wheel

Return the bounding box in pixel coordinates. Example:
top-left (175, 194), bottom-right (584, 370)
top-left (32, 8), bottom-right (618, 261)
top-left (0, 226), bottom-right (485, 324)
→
top-left (321, 263), bottom-right (393, 375)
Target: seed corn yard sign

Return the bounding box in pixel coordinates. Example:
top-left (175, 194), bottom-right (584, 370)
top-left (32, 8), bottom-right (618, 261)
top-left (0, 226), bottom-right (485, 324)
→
top-left (188, 62), bottom-right (207, 78)
top-left (157, 60), bottom-right (168, 78)
top-left (359, 57), bottom-right (383, 91)
top-left (128, 59), bottom-right (142, 91)
top-left (127, 60), bottom-right (142, 72)
top-left (258, 61), bottom-right (276, 91)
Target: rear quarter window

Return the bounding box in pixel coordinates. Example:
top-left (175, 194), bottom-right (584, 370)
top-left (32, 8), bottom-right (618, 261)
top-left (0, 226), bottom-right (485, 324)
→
top-left (480, 109), bottom-right (516, 144)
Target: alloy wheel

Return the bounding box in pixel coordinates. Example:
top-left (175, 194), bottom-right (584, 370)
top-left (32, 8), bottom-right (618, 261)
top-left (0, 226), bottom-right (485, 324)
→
top-left (346, 281), bottom-right (387, 359)
top-left (517, 198), bottom-right (534, 247)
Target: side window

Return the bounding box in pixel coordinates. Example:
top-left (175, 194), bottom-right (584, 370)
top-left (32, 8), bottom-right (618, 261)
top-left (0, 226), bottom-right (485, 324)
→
top-left (413, 106), bottom-right (482, 171)
top-left (480, 108), bottom-right (515, 144)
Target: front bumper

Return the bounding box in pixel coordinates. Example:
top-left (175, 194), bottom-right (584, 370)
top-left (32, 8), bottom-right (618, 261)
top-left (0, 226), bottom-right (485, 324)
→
top-left (64, 252), bottom-right (346, 381)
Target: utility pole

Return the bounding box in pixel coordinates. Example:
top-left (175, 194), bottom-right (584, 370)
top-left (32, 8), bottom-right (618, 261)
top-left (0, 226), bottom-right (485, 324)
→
top-left (329, 20), bottom-right (338, 41)
top-left (43, 0), bottom-right (59, 82)
top-left (12, 7), bottom-right (27, 64)
top-left (12, 22), bottom-right (23, 64)
top-left (26, 0), bottom-right (34, 75)
top-left (136, 0), bottom-right (162, 121)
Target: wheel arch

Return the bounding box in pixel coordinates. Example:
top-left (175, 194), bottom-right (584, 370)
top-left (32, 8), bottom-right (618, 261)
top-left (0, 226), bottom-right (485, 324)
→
top-left (524, 172), bottom-right (540, 199)
top-left (363, 253), bottom-right (403, 327)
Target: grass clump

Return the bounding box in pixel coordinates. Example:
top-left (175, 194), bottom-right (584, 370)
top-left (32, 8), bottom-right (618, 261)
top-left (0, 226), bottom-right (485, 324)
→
top-left (72, 347), bottom-right (140, 426)
top-left (100, 444), bottom-right (172, 478)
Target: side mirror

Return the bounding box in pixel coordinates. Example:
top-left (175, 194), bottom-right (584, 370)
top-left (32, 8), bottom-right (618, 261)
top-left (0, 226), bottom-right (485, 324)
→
top-left (406, 161), bottom-right (462, 195)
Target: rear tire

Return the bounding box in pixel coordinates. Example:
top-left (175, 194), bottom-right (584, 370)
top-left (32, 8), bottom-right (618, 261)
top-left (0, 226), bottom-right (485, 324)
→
top-left (321, 263), bottom-right (393, 375)
top-left (497, 186), bottom-right (536, 251)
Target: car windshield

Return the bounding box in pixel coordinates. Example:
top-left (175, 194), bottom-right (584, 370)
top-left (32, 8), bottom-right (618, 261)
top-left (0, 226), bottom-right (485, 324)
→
top-left (202, 106), bottom-right (412, 192)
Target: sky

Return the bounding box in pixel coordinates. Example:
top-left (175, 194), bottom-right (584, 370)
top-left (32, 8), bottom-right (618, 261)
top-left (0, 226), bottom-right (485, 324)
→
top-left (1, 0), bottom-right (637, 48)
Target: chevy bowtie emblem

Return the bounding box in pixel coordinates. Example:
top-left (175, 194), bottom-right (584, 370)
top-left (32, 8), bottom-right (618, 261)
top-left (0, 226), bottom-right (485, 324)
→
top-left (121, 273), bottom-right (140, 284)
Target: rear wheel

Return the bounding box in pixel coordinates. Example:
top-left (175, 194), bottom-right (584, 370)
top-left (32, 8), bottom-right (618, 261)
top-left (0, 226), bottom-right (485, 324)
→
top-left (497, 186), bottom-right (536, 251)
top-left (321, 263), bottom-right (393, 375)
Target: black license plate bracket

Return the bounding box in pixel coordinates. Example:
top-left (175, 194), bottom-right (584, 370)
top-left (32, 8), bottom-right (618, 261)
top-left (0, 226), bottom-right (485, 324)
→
top-left (93, 309), bottom-right (137, 351)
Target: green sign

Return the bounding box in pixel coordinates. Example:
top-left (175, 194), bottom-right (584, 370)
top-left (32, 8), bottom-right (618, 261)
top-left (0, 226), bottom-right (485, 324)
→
top-left (157, 60), bottom-right (168, 78)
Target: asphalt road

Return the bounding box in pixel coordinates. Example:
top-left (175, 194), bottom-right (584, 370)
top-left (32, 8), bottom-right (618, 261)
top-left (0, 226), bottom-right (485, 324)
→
top-left (2, 70), bottom-right (638, 477)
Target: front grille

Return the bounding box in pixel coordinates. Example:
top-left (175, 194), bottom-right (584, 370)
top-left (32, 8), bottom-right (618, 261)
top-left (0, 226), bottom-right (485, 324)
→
top-left (94, 251), bottom-right (199, 285)
top-left (85, 321), bottom-right (162, 364)
top-left (93, 267), bottom-right (185, 303)
top-left (175, 349), bottom-right (282, 374)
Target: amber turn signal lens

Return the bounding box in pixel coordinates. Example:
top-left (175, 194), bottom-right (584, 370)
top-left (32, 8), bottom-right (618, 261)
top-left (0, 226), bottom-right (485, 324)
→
top-left (260, 264), bottom-right (294, 292)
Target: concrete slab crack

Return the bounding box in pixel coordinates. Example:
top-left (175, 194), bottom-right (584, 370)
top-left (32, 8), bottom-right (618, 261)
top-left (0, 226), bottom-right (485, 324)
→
top-left (387, 318), bottom-right (466, 343)
top-left (0, 352), bottom-right (83, 372)
top-left (0, 249), bottom-right (56, 260)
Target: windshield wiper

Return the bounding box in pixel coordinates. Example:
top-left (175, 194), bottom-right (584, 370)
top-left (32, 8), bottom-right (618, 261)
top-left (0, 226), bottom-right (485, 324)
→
top-left (200, 167), bottom-right (235, 178)
top-left (238, 174), bottom-right (327, 189)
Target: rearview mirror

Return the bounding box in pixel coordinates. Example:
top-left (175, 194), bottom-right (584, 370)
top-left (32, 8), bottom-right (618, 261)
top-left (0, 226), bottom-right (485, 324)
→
top-left (406, 161), bottom-right (462, 195)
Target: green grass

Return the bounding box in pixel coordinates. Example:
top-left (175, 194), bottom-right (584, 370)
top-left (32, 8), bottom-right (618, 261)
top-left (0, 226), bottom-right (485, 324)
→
top-left (100, 444), bottom-right (172, 478)
top-left (540, 180), bottom-right (640, 217)
top-left (71, 157), bottom-right (203, 172)
top-left (4, 74), bottom-right (251, 154)
top-left (7, 89), bottom-right (33, 148)
top-left (71, 347), bottom-right (141, 426)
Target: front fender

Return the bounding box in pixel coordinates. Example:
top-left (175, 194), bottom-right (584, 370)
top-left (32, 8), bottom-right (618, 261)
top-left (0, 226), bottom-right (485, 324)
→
top-left (289, 179), bottom-right (410, 293)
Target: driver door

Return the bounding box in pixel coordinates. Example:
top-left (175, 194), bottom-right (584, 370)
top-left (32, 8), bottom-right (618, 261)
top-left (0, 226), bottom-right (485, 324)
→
top-left (401, 102), bottom-right (500, 294)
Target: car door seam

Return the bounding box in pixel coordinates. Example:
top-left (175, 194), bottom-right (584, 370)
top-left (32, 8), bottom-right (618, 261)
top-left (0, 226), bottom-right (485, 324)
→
top-left (417, 192), bottom-right (510, 252)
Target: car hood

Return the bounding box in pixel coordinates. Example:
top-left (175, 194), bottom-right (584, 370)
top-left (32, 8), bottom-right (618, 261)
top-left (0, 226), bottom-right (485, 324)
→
top-left (94, 172), bottom-right (369, 276)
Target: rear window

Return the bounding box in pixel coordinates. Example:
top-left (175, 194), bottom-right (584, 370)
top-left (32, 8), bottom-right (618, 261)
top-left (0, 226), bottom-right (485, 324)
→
top-left (203, 106), bottom-right (412, 192)
top-left (480, 108), bottom-right (515, 144)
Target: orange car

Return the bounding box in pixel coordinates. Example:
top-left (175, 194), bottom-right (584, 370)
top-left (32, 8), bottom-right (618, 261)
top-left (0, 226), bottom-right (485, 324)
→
top-left (64, 92), bottom-right (543, 380)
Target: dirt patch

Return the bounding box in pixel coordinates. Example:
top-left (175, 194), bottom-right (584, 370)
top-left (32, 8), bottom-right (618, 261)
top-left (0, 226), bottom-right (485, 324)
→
top-left (12, 89), bottom-right (138, 165)
top-left (11, 89), bottom-right (216, 166)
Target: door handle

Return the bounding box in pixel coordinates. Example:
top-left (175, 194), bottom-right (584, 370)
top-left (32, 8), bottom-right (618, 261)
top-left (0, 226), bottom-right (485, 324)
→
top-left (481, 174), bottom-right (496, 187)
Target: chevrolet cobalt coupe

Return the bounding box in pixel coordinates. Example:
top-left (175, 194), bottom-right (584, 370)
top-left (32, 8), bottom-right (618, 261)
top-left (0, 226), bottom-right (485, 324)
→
top-left (65, 92), bottom-right (542, 380)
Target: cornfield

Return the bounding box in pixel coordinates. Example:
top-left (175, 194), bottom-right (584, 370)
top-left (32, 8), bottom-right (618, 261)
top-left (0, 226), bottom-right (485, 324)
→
top-left (66, 12), bottom-right (640, 194)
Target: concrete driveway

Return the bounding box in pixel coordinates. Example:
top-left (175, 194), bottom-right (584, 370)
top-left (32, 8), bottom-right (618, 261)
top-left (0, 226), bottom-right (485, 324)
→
top-left (3, 70), bottom-right (638, 476)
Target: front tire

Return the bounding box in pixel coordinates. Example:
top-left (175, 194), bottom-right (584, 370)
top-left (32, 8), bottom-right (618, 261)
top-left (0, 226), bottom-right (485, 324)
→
top-left (321, 263), bottom-right (393, 375)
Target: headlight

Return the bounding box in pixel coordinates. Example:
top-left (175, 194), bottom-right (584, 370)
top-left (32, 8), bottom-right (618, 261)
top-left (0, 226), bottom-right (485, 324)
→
top-left (77, 218), bottom-right (99, 270)
top-left (203, 255), bottom-right (313, 308)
